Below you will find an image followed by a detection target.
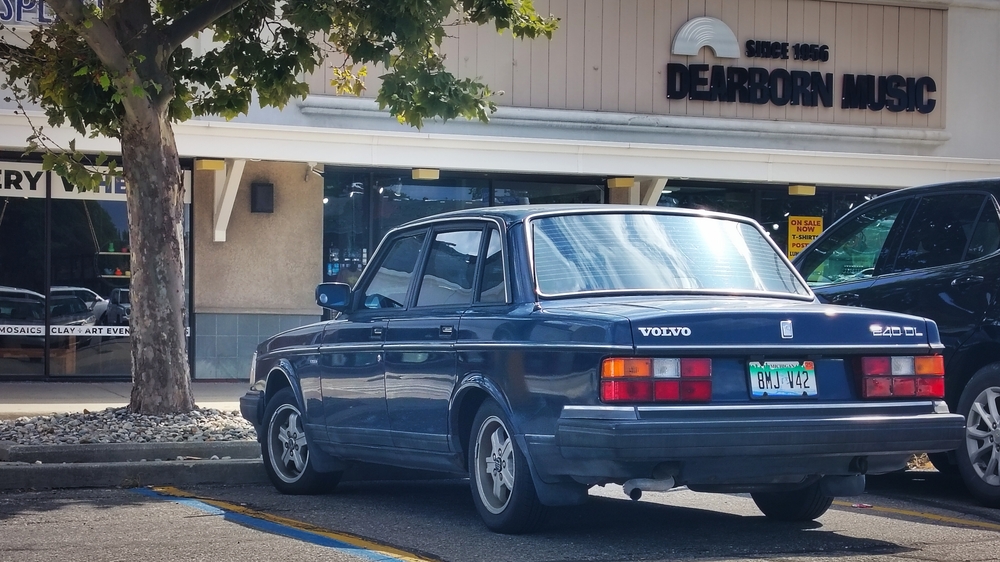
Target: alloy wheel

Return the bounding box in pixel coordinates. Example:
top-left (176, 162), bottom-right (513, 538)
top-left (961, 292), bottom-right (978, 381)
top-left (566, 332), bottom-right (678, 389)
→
top-left (268, 404), bottom-right (309, 483)
top-left (965, 386), bottom-right (1000, 487)
top-left (474, 415), bottom-right (515, 514)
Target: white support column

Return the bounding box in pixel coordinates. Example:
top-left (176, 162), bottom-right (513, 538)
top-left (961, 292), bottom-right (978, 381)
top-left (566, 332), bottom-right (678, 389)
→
top-left (208, 159), bottom-right (246, 242)
top-left (639, 178), bottom-right (668, 206)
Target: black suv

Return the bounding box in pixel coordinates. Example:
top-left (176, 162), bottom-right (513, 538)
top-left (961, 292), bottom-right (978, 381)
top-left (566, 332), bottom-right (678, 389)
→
top-left (793, 178), bottom-right (1000, 506)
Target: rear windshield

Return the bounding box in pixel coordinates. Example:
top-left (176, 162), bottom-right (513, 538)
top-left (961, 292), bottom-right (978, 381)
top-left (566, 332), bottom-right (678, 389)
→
top-left (530, 212), bottom-right (811, 298)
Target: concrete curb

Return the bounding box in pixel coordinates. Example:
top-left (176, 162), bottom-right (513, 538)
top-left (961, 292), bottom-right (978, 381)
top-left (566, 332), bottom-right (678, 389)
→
top-left (0, 440), bottom-right (261, 464)
top-left (0, 440), bottom-right (457, 491)
top-left (0, 459), bottom-right (269, 490)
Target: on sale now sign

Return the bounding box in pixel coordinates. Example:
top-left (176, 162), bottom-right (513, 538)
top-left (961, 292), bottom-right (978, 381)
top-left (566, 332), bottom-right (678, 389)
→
top-left (787, 216), bottom-right (823, 259)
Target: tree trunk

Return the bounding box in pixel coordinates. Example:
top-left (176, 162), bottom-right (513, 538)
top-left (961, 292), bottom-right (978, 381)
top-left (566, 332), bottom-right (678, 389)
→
top-left (121, 104), bottom-right (194, 414)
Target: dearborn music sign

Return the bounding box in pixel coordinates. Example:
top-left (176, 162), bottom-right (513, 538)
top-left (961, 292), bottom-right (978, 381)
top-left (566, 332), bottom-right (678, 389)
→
top-left (668, 17), bottom-right (937, 114)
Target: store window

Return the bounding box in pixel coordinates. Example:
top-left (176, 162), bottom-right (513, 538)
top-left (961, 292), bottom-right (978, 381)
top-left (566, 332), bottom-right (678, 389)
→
top-left (323, 171), bottom-right (371, 288)
top-left (658, 181), bottom-right (886, 255)
top-left (493, 181), bottom-right (603, 205)
top-left (49, 198), bottom-right (132, 377)
top-left (322, 167), bottom-right (605, 300)
top-left (374, 175), bottom-right (489, 243)
top-left (0, 195), bottom-right (45, 377)
top-left (0, 160), bottom-right (191, 380)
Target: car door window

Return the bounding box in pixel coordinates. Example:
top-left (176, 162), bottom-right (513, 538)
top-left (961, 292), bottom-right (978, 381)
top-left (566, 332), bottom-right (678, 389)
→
top-left (478, 228), bottom-right (506, 303)
top-left (890, 194), bottom-right (985, 272)
top-left (797, 199), bottom-right (906, 285)
top-left (361, 232), bottom-right (426, 309)
top-left (965, 198), bottom-right (1000, 261)
top-left (416, 229), bottom-right (483, 307)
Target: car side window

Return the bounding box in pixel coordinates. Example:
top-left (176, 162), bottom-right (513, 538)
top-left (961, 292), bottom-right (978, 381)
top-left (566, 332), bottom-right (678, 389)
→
top-left (890, 194), bottom-right (985, 272)
top-left (416, 229), bottom-right (483, 307)
top-left (797, 199), bottom-right (906, 285)
top-left (965, 198), bottom-right (1000, 261)
top-left (361, 232), bottom-right (426, 309)
top-left (478, 228), bottom-right (506, 304)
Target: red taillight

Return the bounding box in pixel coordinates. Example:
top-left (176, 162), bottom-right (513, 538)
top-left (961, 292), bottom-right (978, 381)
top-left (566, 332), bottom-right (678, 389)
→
top-left (601, 379), bottom-right (654, 402)
top-left (601, 357), bottom-right (712, 403)
top-left (859, 355), bottom-right (944, 399)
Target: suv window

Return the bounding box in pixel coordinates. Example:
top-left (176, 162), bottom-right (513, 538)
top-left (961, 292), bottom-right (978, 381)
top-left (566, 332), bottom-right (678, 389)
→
top-left (797, 199), bottom-right (906, 285)
top-left (890, 194), bottom-right (986, 272)
top-left (361, 232), bottom-right (426, 310)
top-left (416, 229), bottom-right (483, 307)
top-left (965, 197), bottom-right (1000, 261)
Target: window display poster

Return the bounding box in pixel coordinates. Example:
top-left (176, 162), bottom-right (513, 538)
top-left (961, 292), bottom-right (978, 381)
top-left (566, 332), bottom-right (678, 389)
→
top-left (788, 216), bottom-right (823, 259)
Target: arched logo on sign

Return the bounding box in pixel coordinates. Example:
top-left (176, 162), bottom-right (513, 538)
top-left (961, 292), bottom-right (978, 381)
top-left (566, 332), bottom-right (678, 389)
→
top-left (671, 17), bottom-right (740, 59)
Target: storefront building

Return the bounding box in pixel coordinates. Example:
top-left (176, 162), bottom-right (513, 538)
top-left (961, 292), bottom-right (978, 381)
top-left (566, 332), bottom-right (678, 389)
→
top-left (2, 0), bottom-right (999, 380)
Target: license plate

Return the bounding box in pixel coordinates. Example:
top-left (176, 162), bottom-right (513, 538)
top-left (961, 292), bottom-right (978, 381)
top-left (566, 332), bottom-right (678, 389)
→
top-left (748, 360), bottom-right (817, 398)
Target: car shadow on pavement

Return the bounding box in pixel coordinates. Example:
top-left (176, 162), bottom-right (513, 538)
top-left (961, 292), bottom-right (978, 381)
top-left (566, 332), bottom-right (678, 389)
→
top-left (191, 480), bottom-right (912, 561)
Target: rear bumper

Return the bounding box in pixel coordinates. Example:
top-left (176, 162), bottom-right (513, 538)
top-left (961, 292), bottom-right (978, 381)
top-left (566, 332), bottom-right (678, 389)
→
top-left (526, 401), bottom-right (965, 486)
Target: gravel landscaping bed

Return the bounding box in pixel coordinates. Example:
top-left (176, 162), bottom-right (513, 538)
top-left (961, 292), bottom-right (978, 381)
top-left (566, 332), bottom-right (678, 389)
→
top-left (0, 407), bottom-right (257, 446)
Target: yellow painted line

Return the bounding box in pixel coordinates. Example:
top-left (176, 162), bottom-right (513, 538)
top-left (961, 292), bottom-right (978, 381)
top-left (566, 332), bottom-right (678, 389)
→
top-left (152, 486), bottom-right (438, 562)
top-left (833, 499), bottom-right (1000, 532)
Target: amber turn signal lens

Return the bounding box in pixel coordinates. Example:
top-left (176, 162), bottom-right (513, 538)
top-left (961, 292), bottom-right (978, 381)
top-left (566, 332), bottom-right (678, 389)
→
top-left (601, 358), bottom-right (652, 378)
top-left (914, 355), bottom-right (945, 376)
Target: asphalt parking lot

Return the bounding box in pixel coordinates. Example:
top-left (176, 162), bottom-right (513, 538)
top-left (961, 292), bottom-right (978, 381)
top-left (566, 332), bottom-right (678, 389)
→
top-left (2, 470), bottom-right (999, 562)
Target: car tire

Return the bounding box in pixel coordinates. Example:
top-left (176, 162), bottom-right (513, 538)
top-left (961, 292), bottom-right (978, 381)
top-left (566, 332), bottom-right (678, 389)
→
top-left (751, 482), bottom-right (834, 521)
top-left (468, 399), bottom-right (544, 534)
top-left (261, 387), bottom-right (341, 495)
top-left (955, 364), bottom-right (1000, 507)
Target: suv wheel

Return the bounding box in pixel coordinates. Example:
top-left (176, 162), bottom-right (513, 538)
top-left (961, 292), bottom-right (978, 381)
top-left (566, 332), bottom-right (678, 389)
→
top-left (956, 364), bottom-right (1000, 507)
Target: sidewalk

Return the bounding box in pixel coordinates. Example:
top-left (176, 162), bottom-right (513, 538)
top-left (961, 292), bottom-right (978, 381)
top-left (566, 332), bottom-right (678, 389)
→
top-left (0, 381), bottom-right (247, 419)
top-left (0, 380), bottom-right (443, 491)
top-left (0, 380), bottom-right (264, 491)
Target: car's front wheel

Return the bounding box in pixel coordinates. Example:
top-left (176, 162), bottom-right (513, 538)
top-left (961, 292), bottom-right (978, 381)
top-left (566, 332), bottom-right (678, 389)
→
top-left (956, 364), bottom-right (1000, 507)
top-left (262, 387), bottom-right (341, 495)
top-left (468, 400), bottom-right (544, 534)
top-left (751, 482), bottom-right (834, 521)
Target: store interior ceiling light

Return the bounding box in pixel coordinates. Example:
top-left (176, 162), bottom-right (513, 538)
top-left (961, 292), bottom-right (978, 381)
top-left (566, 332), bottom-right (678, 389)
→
top-left (789, 184), bottom-right (816, 196)
top-left (412, 168), bottom-right (440, 180)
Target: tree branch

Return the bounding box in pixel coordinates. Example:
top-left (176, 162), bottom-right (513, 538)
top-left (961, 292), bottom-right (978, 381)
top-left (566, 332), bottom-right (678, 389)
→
top-left (44, 0), bottom-right (131, 76)
top-left (163, 0), bottom-right (250, 54)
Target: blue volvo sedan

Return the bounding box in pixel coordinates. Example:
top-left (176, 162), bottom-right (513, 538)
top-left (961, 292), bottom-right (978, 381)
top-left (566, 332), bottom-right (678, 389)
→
top-left (241, 205), bottom-right (964, 533)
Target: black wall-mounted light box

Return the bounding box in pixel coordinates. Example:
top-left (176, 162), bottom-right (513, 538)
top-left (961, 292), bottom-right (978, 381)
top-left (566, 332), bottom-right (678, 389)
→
top-left (251, 182), bottom-right (274, 213)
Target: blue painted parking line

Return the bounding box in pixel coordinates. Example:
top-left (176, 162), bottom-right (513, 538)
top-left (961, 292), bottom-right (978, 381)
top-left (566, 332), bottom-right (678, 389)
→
top-left (134, 486), bottom-right (438, 562)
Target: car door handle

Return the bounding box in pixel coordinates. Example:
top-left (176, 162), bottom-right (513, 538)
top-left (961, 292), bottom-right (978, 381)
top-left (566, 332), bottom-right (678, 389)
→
top-left (951, 275), bottom-right (985, 287)
top-left (439, 325), bottom-right (455, 338)
top-left (371, 327), bottom-right (384, 339)
top-left (830, 293), bottom-right (861, 306)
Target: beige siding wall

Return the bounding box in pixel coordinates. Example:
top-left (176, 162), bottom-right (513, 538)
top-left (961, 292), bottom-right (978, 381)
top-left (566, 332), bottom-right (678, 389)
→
top-left (193, 162), bottom-right (322, 314)
top-left (308, 0), bottom-right (945, 128)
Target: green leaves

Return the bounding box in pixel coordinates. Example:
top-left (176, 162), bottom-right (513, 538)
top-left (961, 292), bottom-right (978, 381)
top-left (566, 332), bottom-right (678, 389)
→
top-left (0, 0), bottom-right (558, 136)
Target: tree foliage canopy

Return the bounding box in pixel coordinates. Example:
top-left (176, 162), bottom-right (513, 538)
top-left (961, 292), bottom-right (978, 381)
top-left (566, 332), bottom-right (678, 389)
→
top-left (1, 0), bottom-right (557, 147)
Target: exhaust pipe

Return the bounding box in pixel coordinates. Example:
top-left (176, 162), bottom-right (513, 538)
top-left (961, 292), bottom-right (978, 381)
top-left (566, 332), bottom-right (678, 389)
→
top-left (623, 476), bottom-right (675, 501)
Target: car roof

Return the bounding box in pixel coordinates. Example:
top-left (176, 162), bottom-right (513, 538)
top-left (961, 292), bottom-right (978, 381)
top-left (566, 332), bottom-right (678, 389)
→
top-left (0, 286), bottom-right (45, 298)
top-left (395, 204), bottom-right (757, 230)
top-left (868, 178), bottom-right (1000, 202)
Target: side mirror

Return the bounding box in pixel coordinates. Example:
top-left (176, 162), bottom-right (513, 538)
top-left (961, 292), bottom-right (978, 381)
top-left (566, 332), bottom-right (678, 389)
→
top-left (316, 282), bottom-right (351, 312)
